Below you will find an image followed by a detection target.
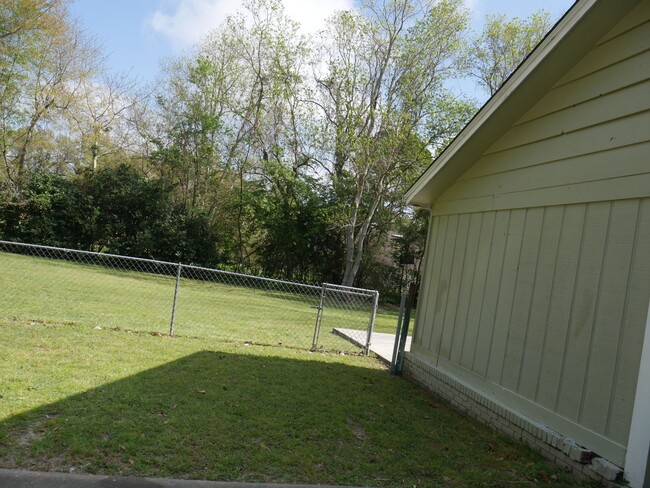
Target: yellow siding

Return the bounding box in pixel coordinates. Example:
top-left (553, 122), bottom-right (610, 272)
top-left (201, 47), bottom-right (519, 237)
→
top-left (432, 5), bottom-right (650, 218)
top-left (608, 200), bottom-right (650, 443)
top-left (412, 199), bottom-right (650, 464)
top-left (412, 6), bottom-right (650, 465)
top-left (460, 212), bottom-right (495, 371)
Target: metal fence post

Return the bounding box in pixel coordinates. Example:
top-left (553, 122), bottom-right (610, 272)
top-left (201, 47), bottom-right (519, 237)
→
top-left (169, 263), bottom-right (182, 336)
top-left (392, 282), bottom-right (417, 375)
top-left (312, 283), bottom-right (327, 350)
top-left (390, 292), bottom-right (408, 368)
top-left (364, 290), bottom-right (379, 356)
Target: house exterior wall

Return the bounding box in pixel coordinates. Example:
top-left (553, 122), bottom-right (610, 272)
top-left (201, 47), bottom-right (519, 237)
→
top-left (431, 1), bottom-right (650, 217)
top-left (410, 1), bottom-right (650, 467)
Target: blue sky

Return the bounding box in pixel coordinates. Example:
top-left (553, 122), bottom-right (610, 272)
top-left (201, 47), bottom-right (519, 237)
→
top-left (71, 0), bottom-right (576, 94)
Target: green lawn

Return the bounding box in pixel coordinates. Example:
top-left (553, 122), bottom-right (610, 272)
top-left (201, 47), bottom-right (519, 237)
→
top-left (0, 251), bottom-right (400, 352)
top-left (0, 320), bottom-right (594, 487)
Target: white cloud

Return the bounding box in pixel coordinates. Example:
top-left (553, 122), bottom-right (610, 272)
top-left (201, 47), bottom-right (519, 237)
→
top-left (463, 0), bottom-right (481, 12)
top-left (148, 0), bottom-right (354, 50)
top-left (148, 0), bottom-right (241, 49)
top-left (284, 0), bottom-right (354, 34)
top-left (462, 0), bottom-right (483, 21)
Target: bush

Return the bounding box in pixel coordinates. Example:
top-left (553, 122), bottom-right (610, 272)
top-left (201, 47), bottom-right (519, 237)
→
top-left (0, 165), bottom-right (220, 266)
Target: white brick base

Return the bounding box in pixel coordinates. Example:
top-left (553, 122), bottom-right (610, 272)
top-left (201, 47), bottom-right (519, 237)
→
top-left (402, 353), bottom-right (624, 485)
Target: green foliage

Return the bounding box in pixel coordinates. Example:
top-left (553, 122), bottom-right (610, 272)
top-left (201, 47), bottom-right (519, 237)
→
top-left (0, 0), bottom-right (558, 294)
top-left (0, 172), bottom-right (95, 249)
top-left (0, 166), bottom-right (220, 265)
top-left (0, 0), bottom-right (100, 185)
top-left (252, 163), bottom-right (344, 283)
top-left (460, 10), bottom-right (553, 95)
top-left (84, 165), bottom-right (220, 264)
top-left (314, 0), bottom-right (472, 286)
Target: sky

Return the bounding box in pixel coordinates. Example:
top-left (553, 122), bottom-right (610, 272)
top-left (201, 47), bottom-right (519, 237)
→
top-left (70, 0), bottom-right (576, 98)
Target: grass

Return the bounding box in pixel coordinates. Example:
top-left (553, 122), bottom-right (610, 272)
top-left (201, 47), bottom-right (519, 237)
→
top-left (0, 320), bottom-right (595, 487)
top-left (1, 249), bottom-right (588, 486)
top-left (0, 251), bottom-right (400, 352)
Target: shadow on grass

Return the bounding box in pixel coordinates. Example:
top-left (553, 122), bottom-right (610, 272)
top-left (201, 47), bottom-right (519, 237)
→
top-left (0, 350), bottom-right (590, 487)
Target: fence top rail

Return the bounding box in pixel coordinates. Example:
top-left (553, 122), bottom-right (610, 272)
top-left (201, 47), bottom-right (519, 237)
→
top-left (0, 239), bottom-right (179, 267)
top-left (0, 240), bottom-right (379, 298)
top-left (323, 283), bottom-right (378, 296)
top-left (181, 263), bottom-right (322, 291)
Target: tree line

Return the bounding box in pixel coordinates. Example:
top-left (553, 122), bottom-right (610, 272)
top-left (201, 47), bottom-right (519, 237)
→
top-left (0, 0), bottom-right (551, 301)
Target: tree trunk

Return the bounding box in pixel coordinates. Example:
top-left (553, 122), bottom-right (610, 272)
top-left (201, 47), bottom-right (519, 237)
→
top-left (340, 188), bottom-right (383, 287)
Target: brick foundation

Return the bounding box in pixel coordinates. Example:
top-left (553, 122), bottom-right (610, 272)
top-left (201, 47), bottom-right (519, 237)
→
top-left (402, 353), bottom-right (624, 486)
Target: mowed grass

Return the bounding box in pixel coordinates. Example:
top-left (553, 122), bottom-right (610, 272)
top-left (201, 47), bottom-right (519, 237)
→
top-left (0, 251), bottom-right (398, 352)
top-left (0, 320), bottom-right (595, 487)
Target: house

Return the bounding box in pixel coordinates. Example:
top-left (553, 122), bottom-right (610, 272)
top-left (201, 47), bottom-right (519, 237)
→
top-left (403, 0), bottom-right (650, 485)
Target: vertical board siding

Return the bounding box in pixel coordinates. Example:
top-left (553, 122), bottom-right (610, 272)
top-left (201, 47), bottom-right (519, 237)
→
top-left (607, 199), bottom-right (650, 445)
top-left (429, 215), bottom-right (459, 358)
top-left (517, 206), bottom-right (564, 400)
top-left (450, 213), bottom-right (483, 364)
top-left (413, 216), bottom-right (439, 348)
top-left (411, 8), bottom-right (650, 463)
top-left (555, 202), bottom-right (611, 423)
top-left (501, 207), bottom-right (544, 391)
top-left (460, 212), bottom-right (495, 371)
top-left (535, 204), bottom-right (586, 410)
top-left (421, 215), bottom-right (448, 352)
top-left (486, 209), bottom-right (526, 383)
top-left (439, 214), bottom-right (470, 359)
top-left (472, 211), bottom-right (510, 377)
top-left (415, 199), bottom-right (650, 464)
top-left (579, 200), bottom-right (638, 434)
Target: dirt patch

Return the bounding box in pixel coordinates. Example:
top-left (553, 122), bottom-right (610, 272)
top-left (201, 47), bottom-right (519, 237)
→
top-left (17, 424), bottom-right (45, 447)
top-left (347, 418), bottom-right (369, 442)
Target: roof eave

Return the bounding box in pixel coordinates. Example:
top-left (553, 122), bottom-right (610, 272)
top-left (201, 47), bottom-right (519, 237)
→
top-left (405, 0), bottom-right (639, 208)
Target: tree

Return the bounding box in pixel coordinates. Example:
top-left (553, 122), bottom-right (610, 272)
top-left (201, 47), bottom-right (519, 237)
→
top-left (461, 10), bottom-right (552, 96)
top-left (67, 72), bottom-right (143, 171)
top-left (0, 0), bottom-right (100, 189)
top-left (153, 0), bottom-right (312, 268)
top-left (252, 162), bottom-right (343, 282)
top-left (312, 0), bottom-right (471, 286)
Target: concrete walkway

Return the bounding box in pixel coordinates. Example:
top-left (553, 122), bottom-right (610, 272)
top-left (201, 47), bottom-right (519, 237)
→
top-left (332, 328), bottom-right (411, 364)
top-left (0, 469), bottom-right (362, 488)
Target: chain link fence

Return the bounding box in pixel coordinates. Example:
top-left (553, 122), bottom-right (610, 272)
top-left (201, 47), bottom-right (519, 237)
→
top-left (0, 240), bottom-right (378, 353)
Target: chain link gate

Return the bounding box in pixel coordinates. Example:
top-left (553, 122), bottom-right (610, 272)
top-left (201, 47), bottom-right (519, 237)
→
top-left (312, 283), bottom-right (379, 355)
